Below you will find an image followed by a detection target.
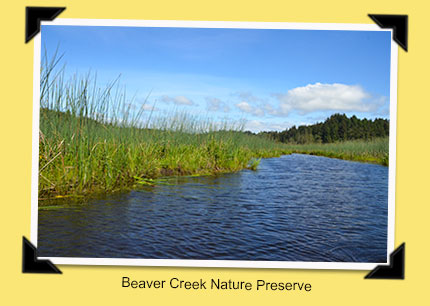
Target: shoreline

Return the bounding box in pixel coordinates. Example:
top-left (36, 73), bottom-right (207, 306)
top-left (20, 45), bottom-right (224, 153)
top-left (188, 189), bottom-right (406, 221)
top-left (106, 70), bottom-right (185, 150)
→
top-left (38, 148), bottom-right (387, 204)
top-left (288, 150), bottom-right (388, 166)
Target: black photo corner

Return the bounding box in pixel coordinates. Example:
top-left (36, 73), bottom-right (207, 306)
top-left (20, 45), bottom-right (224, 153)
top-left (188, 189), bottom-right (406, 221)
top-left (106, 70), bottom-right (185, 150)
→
top-left (23, 8), bottom-right (406, 278)
top-left (23, 6), bottom-right (66, 274)
top-left (22, 237), bottom-right (62, 274)
top-left (365, 243), bottom-right (405, 279)
top-left (368, 14), bottom-right (408, 51)
top-left (25, 6), bottom-right (66, 43)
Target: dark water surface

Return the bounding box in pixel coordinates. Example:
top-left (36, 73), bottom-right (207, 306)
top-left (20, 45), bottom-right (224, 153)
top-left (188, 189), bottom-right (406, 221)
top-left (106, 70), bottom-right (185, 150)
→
top-left (38, 154), bottom-right (388, 262)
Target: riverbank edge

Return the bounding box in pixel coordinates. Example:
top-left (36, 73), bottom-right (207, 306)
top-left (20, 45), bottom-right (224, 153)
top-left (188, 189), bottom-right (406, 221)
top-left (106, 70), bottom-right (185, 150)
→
top-left (38, 151), bottom-right (274, 204)
top-left (38, 150), bottom-right (387, 206)
top-left (290, 150), bottom-right (388, 166)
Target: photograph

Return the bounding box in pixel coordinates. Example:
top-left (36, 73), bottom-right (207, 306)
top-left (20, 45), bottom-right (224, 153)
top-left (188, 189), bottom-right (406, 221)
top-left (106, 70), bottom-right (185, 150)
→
top-left (5, 0), bottom-right (430, 304)
top-left (33, 20), bottom-right (396, 268)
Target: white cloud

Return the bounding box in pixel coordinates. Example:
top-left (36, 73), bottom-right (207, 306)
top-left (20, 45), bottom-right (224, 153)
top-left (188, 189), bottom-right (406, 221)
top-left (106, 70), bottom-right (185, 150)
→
top-left (141, 104), bottom-right (157, 111)
top-left (206, 97), bottom-right (230, 112)
top-left (125, 102), bottom-right (157, 112)
top-left (244, 120), bottom-right (292, 133)
top-left (253, 108), bottom-right (265, 117)
top-left (262, 103), bottom-right (279, 116)
top-left (275, 83), bottom-right (378, 115)
top-left (233, 92), bottom-right (283, 117)
top-left (236, 101), bottom-right (266, 117)
top-left (234, 91), bottom-right (264, 103)
top-left (236, 101), bottom-right (254, 113)
top-left (161, 95), bottom-right (194, 106)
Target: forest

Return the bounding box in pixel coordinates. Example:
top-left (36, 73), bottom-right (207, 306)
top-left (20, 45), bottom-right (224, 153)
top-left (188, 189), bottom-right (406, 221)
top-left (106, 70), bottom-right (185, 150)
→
top-left (258, 114), bottom-right (389, 144)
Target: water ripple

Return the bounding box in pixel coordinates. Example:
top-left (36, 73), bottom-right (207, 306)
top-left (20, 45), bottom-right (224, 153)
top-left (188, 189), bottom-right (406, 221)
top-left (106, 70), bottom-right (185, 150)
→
top-left (38, 154), bottom-right (388, 262)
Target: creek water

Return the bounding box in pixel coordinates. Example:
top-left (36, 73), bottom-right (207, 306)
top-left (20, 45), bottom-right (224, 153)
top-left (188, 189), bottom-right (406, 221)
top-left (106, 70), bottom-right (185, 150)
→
top-left (38, 154), bottom-right (388, 262)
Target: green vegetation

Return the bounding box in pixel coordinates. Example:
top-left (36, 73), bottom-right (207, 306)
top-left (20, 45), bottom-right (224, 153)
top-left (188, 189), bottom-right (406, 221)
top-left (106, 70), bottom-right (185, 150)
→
top-left (247, 157), bottom-right (262, 171)
top-left (38, 50), bottom-right (389, 200)
top-left (283, 138), bottom-right (389, 166)
top-left (259, 113), bottom-right (389, 144)
top-left (38, 51), bottom-right (290, 198)
top-left (39, 106), bottom-right (289, 198)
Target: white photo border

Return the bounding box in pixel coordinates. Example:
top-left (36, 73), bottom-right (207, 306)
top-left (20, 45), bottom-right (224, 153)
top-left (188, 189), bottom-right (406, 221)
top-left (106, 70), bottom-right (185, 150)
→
top-left (31, 18), bottom-right (398, 270)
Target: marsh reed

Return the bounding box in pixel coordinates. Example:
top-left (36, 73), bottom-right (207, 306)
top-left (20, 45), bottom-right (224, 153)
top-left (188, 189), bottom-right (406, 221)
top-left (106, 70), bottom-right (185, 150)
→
top-left (38, 49), bottom-right (388, 199)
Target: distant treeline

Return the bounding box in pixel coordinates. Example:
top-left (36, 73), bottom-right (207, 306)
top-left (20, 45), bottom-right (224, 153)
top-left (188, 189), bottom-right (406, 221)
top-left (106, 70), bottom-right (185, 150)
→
top-left (257, 114), bottom-right (389, 144)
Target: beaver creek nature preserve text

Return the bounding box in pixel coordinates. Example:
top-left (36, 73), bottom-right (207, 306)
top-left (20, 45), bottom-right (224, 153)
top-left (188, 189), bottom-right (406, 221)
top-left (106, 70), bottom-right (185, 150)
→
top-left (121, 277), bottom-right (312, 291)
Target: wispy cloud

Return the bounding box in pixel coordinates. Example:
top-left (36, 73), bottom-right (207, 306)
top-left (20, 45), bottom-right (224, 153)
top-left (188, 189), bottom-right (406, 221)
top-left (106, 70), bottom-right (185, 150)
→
top-left (160, 95), bottom-right (194, 106)
top-left (126, 102), bottom-right (157, 112)
top-left (235, 101), bottom-right (265, 117)
top-left (236, 101), bottom-right (253, 113)
top-left (234, 91), bottom-right (265, 103)
top-left (262, 103), bottom-right (279, 116)
top-left (234, 92), bottom-right (271, 117)
top-left (205, 97), bottom-right (230, 112)
top-left (244, 120), bottom-right (293, 133)
top-left (274, 83), bottom-right (380, 115)
top-left (141, 104), bottom-right (157, 111)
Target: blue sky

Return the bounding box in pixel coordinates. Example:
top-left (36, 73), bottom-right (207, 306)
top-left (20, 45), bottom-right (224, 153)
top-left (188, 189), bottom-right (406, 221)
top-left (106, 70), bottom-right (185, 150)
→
top-left (41, 25), bottom-right (392, 132)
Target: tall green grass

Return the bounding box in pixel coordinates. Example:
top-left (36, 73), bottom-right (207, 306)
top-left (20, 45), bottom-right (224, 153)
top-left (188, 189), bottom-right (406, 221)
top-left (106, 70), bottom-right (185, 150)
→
top-left (38, 52), bottom-right (289, 198)
top-left (39, 108), bottom-right (289, 198)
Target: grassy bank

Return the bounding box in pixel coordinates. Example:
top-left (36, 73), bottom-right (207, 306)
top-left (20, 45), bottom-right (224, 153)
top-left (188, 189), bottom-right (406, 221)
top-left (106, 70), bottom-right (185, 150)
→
top-left (39, 108), bottom-right (290, 198)
top-left (38, 53), bottom-right (388, 199)
top-left (282, 138), bottom-right (389, 166)
top-left (39, 105), bottom-right (388, 199)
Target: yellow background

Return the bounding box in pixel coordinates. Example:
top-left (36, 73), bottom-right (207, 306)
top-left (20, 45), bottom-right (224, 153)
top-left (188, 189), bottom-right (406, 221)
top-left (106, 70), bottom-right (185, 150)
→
top-left (1, 0), bottom-right (429, 304)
